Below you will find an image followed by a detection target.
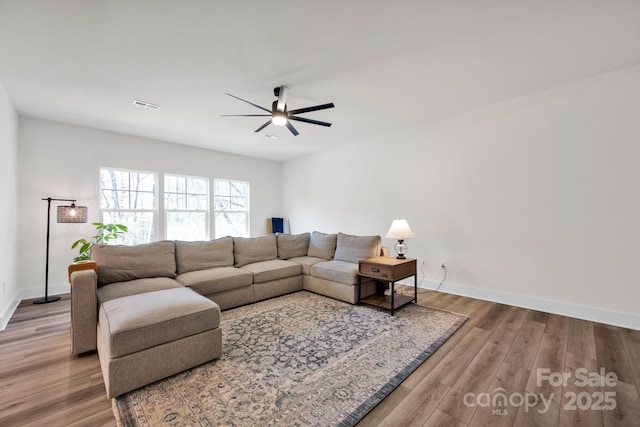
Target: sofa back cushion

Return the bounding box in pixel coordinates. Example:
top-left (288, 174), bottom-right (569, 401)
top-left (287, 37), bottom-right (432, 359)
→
top-left (175, 237), bottom-right (234, 274)
top-left (333, 232), bottom-right (381, 264)
top-left (276, 232), bottom-right (310, 259)
top-left (233, 235), bottom-right (277, 267)
top-left (307, 231), bottom-right (337, 260)
top-left (91, 241), bottom-right (176, 287)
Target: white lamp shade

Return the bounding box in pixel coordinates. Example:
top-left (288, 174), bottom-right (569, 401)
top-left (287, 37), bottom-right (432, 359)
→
top-left (385, 219), bottom-right (415, 239)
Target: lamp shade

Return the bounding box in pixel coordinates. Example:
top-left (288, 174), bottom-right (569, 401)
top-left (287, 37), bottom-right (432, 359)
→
top-left (57, 204), bottom-right (88, 223)
top-left (385, 219), bottom-right (415, 240)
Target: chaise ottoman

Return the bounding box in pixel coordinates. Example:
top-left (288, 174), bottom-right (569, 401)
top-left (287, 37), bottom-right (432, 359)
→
top-left (97, 287), bottom-right (222, 398)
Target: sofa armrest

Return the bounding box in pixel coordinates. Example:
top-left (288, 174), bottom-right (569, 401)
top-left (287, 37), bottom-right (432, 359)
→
top-left (70, 268), bottom-right (98, 356)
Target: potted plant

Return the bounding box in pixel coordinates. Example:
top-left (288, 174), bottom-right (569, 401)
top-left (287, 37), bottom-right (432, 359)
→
top-left (71, 222), bottom-right (128, 262)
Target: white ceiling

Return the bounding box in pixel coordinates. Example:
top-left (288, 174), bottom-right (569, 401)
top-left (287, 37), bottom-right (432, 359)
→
top-left (1, 0), bottom-right (639, 161)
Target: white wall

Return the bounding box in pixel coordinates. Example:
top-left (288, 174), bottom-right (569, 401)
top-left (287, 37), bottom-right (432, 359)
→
top-left (0, 80), bottom-right (19, 329)
top-left (18, 118), bottom-right (282, 299)
top-left (283, 65), bottom-right (640, 329)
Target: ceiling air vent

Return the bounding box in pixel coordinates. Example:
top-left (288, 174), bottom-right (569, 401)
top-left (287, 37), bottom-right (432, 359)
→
top-left (132, 99), bottom-right (161, 110)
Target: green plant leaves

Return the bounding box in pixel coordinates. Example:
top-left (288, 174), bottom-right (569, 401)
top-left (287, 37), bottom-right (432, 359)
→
top-left (71, 222), bottom-right (128, 262)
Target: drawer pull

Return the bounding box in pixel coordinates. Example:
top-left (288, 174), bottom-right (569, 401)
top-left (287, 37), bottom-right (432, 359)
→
top-left (370, 267), bottom-right (380, 272)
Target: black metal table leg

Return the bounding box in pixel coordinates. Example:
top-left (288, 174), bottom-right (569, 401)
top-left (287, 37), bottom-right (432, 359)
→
top-left (391, 281), bottom-right (395, 316)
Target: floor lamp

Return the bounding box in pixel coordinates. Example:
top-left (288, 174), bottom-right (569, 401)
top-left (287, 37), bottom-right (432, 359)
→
top-left (34, 197), bottom-right (88, 305)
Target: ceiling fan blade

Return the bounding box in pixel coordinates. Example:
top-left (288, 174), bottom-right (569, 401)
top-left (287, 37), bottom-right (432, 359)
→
top-left (289, 116), bottom-right (332, 127)
top-left (225, 93), bottom-right (271, 113)
top-left (286, 121), bottom-right (300, 136)
top-left (254, 120), bottom-right (272, 133)
top-left (220, 114), bottom-right (271, 117)
top-left (276, 86), bottom-right (288, 112)
top-left (288, 102), bottom-right (335, 115)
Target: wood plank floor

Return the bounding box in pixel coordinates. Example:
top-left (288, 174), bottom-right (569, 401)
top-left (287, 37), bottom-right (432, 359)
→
top-left (1, 289), bottom-right (638, 426)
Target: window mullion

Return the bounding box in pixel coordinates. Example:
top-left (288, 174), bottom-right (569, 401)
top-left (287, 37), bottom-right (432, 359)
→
top-left (158, 173), bottom-right (165, 241)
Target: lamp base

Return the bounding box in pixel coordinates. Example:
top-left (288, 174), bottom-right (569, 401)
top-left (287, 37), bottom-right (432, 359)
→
top-left (33, 295), bottom-right (61, 304)
top-left (394, 239), bottom-right (408, 260)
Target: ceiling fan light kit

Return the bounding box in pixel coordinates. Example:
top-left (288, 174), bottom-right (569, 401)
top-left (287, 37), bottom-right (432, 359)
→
top-left (222, 86), bottom-right (334, 136)
top-left (272, 111), bottom-right (287, 126)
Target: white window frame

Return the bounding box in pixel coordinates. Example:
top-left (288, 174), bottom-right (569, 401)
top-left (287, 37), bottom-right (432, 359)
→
top-left (99, 167), bottom-right (158, 244)
top-left (164, 173), bottom-right (210, 241)
top-left (213, 178), bottom-right (250, 238)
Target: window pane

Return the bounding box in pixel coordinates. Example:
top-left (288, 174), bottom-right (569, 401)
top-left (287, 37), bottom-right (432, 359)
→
top-left (213, 179), bottom-right (249, 237)
top-left (132, 173), bottom-right (156, 192)
top-left (100, 169), bottom-right (130, 191)
top-left (164, 175), bottom-right (179, 193)
top-left (166, 211), bottom-right (207, 241)
top-left (230, 182), bottom-right (247, 198)
top-left (100, 169), bottom-right (157, 210)
top-left (215, 212), bottom-right (248, 238)
top-left (100, 168), bottom-right (157, 244)
top-left (188, 178), bottom-right (207, 194)
top-left (131, 191), bottom-right (155, 210)
top-left (229, 196), bottom-right (247, 210)
top-left (214, 196), bottom-right (229, 211)
top-left (188, 195), bottom-right (208, 211)
top-left (164, 173), bottom-right (209, 241)
top-left (165, 193), bottom-right (184, 210)
top-left (100, 189), bottom-right (129, 209)
top-left (102, 211), bottom-right (155, 244)
top-left (214, 180), bottom-right (229, 196)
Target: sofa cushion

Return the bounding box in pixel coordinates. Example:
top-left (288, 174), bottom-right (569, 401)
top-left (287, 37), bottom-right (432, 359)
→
top-left (333, 233), bottom-right (381, 264)
top-left (276, 232), bottom-right (310, 259)
top-left (240, 259), bottom-right (302, 284)
top-left (91, 241), bottom-right (177, 287)
top-left (176, 267), bottom-right (253, 295)
top-left (233, 235), bottom-right (277, 267)
top-left (98, 287), bottom-right (220, 358)
top-left (175, 237), bottom-right (234, 274)
top-left (97, 277), bottom-right (184, 304)
top-left (307, 231), bottom-right (337, 260)
top-left (310, 260), bottom-right (361, 285)
top-left (288, 256), bottom-right (327, 275)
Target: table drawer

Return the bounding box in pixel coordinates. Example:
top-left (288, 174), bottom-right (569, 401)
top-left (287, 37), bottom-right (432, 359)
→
top-left (359, 262), bottom-right (394, 280)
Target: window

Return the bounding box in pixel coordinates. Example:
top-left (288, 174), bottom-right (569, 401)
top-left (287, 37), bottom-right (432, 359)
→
top-left (213, 179), bottom-right (249, 238)
top-left (100, 169), bottom-right (249, 243)
top-left (100, 168), bottom-right (157, 245)
top-left (164, 174), bottom-right (209, 241)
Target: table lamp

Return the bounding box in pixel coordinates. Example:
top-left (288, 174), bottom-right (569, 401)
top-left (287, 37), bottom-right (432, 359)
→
top-left (385, 219), bottom-right (415, 259)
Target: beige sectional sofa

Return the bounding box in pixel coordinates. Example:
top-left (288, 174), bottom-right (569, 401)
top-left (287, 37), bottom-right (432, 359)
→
top-left (70, 231), bottom-right (384, 356)
top-left (69, 231), bottom-right (384, 397)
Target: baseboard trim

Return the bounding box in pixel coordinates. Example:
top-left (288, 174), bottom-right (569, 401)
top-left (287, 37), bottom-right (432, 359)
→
top-left (0, 283), bottom-right (70, 331)
top-left (404, 279), bottom-right (639, 330)
top-left (0, 296), bottom-right (21, 331)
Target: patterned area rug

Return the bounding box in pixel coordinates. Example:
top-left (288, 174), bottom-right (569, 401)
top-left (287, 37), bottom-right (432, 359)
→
top-left (113, 291), bottom-right (467, 426)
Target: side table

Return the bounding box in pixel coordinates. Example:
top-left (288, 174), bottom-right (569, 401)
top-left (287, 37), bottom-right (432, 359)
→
top-left (68, 260), bottom-right (98, 282)
top-left (357, 256), bottom-right (417, 315)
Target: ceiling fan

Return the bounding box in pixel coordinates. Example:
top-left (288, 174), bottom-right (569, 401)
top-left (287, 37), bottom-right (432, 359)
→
top-left (222, 86), bottom-right (335, 136)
